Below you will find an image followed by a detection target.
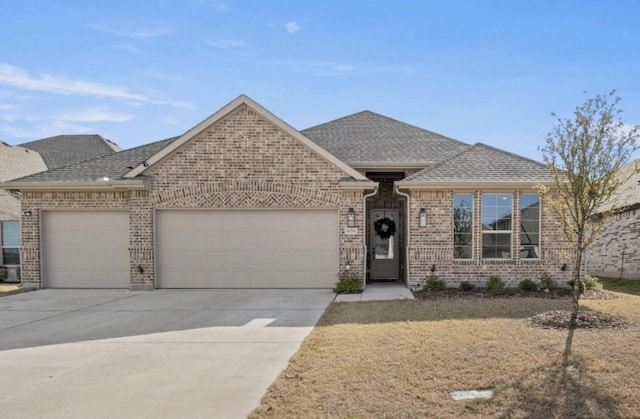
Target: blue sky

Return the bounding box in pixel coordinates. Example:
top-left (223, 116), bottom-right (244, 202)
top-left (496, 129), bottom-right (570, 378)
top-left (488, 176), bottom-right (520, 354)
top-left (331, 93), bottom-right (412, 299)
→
top-left (1, 0), bottom-right (639, 161)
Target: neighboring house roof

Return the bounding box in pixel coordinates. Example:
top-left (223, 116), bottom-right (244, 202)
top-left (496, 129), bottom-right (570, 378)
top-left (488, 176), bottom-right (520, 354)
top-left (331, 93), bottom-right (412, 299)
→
top-left (599, 159), bottom-right (640, 213)
top-left (301, 110), bottom-right (471, 166)
top-left (400, 143), bottom-right (553, 185)
top-left (10, 137), bottom-right (177, 183)
top-left (0, 142), bottom-right (47, 182)
top-left (19, 134), bottom-right (120, 170)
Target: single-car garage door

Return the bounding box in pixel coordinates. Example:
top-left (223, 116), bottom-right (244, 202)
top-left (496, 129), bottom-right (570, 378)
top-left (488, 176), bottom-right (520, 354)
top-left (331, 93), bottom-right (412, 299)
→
top-left (42, 211), bottom-right (130, 288)
top-left (156, 210), bottom-right (338, 288)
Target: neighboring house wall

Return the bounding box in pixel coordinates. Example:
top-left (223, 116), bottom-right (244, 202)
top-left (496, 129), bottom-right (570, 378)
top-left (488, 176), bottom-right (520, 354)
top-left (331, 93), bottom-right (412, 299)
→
top-left (408, 189), bottom-right (574, 287)
top-left (587, 209), bottom-right (640, 279)
top-left (587, 160), bottom-right (640, 279)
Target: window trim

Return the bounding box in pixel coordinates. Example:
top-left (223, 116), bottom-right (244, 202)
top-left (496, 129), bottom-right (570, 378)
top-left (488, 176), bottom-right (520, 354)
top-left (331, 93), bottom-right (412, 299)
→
top-left (453, 193), bottom-right (474, 260)
top-left (520, 193), bottom-right (541, 260)
top-left (481, 193), bottom-right (513, 260)
top-left (0, 221), bottom-right (21, 266)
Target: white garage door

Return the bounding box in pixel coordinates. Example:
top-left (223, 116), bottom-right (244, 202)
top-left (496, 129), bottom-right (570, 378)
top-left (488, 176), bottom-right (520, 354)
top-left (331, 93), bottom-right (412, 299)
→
top-left (157, 210), bottom-right (338, 288)
top-left (42, 211), bottom-right (129, 288)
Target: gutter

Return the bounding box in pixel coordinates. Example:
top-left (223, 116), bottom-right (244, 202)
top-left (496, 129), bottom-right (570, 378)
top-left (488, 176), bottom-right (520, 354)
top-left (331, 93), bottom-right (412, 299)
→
top-left (394, 184), bottom-right (411, 287)
top-left (0, 179), bottom-right (148, 191)
top-left (394, 180), bottom-right (557, 190)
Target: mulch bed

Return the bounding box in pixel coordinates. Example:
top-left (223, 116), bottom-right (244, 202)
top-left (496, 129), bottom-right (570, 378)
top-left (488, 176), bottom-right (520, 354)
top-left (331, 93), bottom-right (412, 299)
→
top-left (529, 310), bottom-right (628, 329)
top-left (412, 288), bottom-right (618, 301)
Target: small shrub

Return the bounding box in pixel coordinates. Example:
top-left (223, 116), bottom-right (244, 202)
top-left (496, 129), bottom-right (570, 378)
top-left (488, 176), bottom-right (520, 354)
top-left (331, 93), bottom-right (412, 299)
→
top-left (540, 272), bottom-right (557, 290)
top-left (423, 275), bottom-right (446, 291)
top-left (583, 275), bottom-right (603, 290)
top-left (459, 281), bottom-right (475, 291)
top-left (0, 266), bottom-right (7, 282)
top-left (486, 275), bottom-right (506, 294)
top-left (519, 279), bottom-right (539, 292)
top-left (334, 272), bottom-right (363, 294)
top-left (566, 279), bottom-right (584, 292)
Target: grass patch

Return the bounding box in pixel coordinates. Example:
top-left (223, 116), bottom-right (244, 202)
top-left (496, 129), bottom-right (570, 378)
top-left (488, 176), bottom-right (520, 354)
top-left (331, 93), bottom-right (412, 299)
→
top-left (251, 295), bottom-right (640, 418)
top-left (598, 277), bottom-right (640, 296)
top-left (0, 284), bottom-right (26, 297)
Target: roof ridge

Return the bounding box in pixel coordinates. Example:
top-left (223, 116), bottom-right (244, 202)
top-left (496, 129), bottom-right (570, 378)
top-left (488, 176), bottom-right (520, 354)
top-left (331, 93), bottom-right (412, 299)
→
top-left (473, 142), bottom-right (547, 168)
top-left (403, 143), bottom-right (476, 181)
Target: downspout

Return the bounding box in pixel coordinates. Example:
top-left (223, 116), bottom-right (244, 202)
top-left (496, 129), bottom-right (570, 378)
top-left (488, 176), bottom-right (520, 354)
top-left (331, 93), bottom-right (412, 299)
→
top-left (362, 186), bottom-right (379, 290)
top-left (395, 184), bottom-right (411, 288)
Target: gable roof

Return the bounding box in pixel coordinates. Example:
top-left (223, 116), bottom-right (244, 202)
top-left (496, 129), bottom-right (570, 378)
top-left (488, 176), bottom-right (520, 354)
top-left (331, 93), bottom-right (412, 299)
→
top-left (19, 134), bottom-right (120, 170)
top-left (0, 142), bottom-right (47, 182)
top-left (397, 143), bottom-right (553, 187)
top-left (301, 111), bottom-right (471, 166)
top-left (124, 95), bottom-right (368, 181)
top-left (5, 137), bottom-right (177, 188)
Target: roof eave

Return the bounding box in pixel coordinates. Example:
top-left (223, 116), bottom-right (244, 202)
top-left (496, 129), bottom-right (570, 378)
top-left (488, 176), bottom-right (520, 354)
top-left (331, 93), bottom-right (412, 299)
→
top-left (339, 180), bottom-right (379, 190)
top-left (349, 162), bottom-right (432, 170)
top-left (0, 179), bottom-right (148, 191)
top-left (395, 180), bottom-right (556, 190)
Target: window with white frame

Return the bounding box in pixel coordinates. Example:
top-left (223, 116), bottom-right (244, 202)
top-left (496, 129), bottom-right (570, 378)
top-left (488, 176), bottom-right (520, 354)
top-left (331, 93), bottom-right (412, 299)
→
top-left (520, 194), bottom-right (540, 259)
top-left (0, 221), bottom-right (20, 265)
top-left (481, 194), bottom-right (513, 259)
top-left (453, 193), bottom-right (473, 259)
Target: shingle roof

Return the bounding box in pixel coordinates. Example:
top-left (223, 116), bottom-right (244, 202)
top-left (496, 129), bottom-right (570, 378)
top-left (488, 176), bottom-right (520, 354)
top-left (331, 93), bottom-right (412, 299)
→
top-left (11, 137), bottom-right (178, 183)
top-left (0, 142), bottom-right (47, 182)
top-left (19, 134), bottom-right (120, 169)
top-left (403, 143), bottom-right (552, 183)
top-left (301, 111), bottom-right (471, 164)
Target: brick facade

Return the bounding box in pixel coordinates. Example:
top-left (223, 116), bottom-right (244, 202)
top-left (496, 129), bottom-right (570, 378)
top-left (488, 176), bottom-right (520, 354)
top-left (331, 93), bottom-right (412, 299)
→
top-left (587, 208), bottom-right (640, 279)
top-left (19, 104), bottom-right (367, 288)
top-left (407, 189), bottom-right (574, 287)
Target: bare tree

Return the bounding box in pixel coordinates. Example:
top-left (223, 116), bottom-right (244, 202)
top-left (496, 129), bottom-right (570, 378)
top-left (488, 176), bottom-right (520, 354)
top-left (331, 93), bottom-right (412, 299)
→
top-left (537, 91), bottom-right (639, 314)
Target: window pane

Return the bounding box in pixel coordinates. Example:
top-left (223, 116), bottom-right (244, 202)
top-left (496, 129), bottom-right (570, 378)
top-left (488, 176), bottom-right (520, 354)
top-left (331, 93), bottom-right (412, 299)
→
top-left (2, 248), bottom-right (19, 265)
top-left (520, 194), bottom-right (540, 259)
top-left (482, 233), bottom-right (512, 259)
top-left (453, 194), bottom-right (473, 259)
top-left (1, 221), bottom-right (20, 246)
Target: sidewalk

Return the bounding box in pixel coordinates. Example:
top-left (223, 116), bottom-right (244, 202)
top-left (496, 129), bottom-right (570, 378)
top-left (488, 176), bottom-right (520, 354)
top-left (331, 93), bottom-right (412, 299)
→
top-left (334, 282), bottom-right (415, 302)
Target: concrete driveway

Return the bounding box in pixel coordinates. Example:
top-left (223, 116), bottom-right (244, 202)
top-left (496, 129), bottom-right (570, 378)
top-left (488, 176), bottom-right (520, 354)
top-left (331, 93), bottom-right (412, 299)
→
top-left (0, 289), bottom-right (335, 419)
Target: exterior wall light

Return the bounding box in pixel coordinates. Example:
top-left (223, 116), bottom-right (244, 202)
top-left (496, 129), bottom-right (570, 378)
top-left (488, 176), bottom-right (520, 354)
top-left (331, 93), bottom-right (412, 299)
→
top-left (419, 208), bottom-right (427, 227)
top-left (347, 207), bottom-right (355, 227)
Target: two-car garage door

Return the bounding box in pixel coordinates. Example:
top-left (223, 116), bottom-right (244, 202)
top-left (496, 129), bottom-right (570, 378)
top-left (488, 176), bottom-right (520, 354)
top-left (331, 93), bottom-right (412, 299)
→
top-left (156, 210), bottom-right (338, 288)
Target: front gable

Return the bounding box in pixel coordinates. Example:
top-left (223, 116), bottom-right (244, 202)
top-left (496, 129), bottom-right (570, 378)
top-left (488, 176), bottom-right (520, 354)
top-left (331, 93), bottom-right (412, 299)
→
top-left (126, 95), bottom-right (366, 183)
top-left (142, 103), bottom-right (371, 210)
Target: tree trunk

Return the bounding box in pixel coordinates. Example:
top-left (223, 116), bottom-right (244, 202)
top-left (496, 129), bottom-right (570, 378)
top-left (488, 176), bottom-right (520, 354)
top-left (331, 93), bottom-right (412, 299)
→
top-left (571, 231), bottom-right (584, 327)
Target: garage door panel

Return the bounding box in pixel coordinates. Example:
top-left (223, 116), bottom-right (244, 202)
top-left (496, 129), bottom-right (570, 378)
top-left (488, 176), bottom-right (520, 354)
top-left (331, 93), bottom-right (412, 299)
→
top-left (157, 210), bottom-right (338, 288)
top-left (43, 211), bottom-right (129, 288)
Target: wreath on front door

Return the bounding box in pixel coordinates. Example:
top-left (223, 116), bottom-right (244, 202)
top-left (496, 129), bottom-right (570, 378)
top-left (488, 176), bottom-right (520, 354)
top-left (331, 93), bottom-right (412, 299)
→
top-left (374, 217), bottom-right (396, 239)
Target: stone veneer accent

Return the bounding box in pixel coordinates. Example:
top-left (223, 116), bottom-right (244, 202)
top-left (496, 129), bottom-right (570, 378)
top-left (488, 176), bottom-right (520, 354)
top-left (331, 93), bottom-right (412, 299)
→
top-left (407, 189), bottom-right (575, 287)
top-left (587, 208), bottom-right (640, 279)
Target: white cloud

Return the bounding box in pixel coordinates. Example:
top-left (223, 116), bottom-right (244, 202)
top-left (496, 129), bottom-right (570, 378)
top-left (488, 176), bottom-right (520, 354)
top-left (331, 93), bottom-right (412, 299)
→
top-left (204, 39), bottom-right (247, 49)
top-left (285, 22), bottom-right (301, 33)
top-left (0, 64), bottom-right (147, 102)
top-left (87, 23), bottom-right (171, 40)
top-left (57, 108), bottom-right (133, 123)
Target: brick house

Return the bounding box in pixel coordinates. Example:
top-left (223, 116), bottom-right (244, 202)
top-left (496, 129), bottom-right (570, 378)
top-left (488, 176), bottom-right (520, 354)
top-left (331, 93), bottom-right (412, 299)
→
top-left (0, 136), bottom-right (118, 280)
top-left (1, 95), bottom-right (574, 289)
top-left (587, 159), bottom-right (640, 279)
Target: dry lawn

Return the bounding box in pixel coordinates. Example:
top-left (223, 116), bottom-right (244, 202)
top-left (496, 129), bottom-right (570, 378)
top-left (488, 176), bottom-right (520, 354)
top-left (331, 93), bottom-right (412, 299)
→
top-left (0, 284), bottom-right (22, 296)
top-left (251, 294), bottom-right (640, 418)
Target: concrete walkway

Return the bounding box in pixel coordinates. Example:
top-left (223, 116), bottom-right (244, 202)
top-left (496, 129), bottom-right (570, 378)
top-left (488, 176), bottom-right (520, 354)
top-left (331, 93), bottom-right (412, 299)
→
top-left (0, 289), bottom-right (334, 419)
top-left (334, 282), bottom-right (415, 302)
